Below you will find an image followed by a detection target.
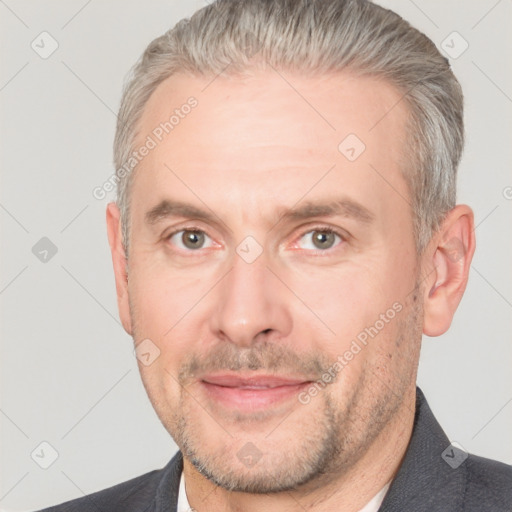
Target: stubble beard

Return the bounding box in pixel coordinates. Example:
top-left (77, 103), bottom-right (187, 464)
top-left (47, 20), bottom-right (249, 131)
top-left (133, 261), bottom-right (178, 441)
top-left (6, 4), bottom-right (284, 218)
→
top-left (156, 290), bottom-right (424, 494)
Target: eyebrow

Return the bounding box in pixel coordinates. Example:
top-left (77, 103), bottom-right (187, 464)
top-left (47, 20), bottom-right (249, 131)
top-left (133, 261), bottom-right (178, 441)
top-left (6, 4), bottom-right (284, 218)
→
top-left (276, 198), bottom-right (375, 225)
top-left (144, 198), bottom-right (375, 227)
top-left (145, 200), bottom-right (221, 226)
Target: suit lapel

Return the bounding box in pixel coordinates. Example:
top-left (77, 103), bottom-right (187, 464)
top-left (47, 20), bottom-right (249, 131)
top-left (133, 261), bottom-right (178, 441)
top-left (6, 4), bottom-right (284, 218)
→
top-left (153, 451), bottom-right (183, 512)
top-left (379, 388), bottom-right (466, 511)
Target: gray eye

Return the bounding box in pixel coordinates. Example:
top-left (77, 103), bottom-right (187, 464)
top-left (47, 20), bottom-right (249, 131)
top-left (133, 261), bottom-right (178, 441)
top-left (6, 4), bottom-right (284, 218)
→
top-left (297, 230), bottom-right (341, 251)
top-left (169, 229), bottom-right (213, 251)
top-left (182, 230), bottom-right (205, 249)
top-left (312, 231), bottom-right (336, 249)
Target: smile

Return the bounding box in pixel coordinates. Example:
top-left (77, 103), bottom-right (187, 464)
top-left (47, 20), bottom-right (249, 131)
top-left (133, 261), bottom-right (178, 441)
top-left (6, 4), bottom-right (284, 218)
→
top-left (200, 374), bottom-right (313, 411)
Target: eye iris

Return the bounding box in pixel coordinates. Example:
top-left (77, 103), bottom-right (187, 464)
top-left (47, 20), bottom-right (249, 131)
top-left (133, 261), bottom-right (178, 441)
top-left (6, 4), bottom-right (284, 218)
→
top-left (313, 230), bottom-right (335, 249)
top-left (182, 230), bottom-right (204, 249)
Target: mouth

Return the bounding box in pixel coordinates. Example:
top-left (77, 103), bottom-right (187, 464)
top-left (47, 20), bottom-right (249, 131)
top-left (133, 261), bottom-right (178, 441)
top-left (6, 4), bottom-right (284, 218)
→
top-left (199, 373), bottom-right (313, 411)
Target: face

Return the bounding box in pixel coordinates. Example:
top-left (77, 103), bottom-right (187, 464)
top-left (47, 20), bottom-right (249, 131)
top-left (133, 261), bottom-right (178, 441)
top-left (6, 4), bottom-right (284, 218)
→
top-left (116, 69), bottom-right (425, 493)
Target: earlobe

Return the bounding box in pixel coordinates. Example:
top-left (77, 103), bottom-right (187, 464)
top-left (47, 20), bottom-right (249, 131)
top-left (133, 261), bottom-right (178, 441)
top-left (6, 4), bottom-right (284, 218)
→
top-left (106, 202), bottom-right (133, 335)
top-left (422, 205), bottom-right (476, 337)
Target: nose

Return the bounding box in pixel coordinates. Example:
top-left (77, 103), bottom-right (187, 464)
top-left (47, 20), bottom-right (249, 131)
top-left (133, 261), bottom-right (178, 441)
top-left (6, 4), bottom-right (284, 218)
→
top-left (209, 248), bottom-right (293, 347)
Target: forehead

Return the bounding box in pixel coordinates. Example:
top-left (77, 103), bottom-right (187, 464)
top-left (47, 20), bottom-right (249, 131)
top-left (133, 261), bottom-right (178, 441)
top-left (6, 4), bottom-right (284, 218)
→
top-left (138, 68), bottom-right (408, 153)
top-left (132, 68), bottom-right (411, 225)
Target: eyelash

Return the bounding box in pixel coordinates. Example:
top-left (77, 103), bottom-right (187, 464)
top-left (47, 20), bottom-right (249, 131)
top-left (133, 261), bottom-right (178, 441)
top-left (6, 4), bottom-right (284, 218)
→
top-left (164, 224), bottom-right (347, 255)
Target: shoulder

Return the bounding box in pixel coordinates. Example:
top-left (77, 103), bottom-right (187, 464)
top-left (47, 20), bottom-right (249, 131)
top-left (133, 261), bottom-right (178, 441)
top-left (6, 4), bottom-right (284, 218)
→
top-left (380, 389), bottom-right (512, 512)
top-left (34, 452), bottom-right (183, 512)
top-left (35, 469), bottom-right (163, 512)
top-left (463, 453), bottom-right (512, 511)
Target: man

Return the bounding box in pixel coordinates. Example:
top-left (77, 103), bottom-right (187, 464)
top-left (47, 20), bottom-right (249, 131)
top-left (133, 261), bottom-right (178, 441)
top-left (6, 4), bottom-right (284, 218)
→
top-left (38, 0), bottom-right (512, 510)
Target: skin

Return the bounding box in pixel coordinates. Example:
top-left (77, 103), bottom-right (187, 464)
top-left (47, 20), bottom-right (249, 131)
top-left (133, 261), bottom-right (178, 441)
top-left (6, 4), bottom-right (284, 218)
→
top-left (107, 69), bottom-right (475, 511)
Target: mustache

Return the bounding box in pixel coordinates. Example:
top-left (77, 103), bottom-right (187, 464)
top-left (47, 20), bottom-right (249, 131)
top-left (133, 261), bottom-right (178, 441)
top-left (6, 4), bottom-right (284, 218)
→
top-left (177, 341), bottom-right (332, 384)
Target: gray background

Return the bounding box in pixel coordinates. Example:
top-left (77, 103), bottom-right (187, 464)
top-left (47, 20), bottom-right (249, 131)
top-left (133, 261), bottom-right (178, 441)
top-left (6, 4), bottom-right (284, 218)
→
top-left (1, 0), bottom-right (511, 510)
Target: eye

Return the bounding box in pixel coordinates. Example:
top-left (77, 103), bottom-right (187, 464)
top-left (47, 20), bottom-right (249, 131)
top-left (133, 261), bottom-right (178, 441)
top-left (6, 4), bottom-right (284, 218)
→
top-left (296, 228), bottom-right (343, 251)
top-left (167, 229), bottom-right (214, 251)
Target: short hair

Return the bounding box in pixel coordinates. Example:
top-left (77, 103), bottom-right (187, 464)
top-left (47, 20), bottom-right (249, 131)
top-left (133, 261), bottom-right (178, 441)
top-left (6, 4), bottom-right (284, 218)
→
top-left (113, 0), bottom-right (464, 255)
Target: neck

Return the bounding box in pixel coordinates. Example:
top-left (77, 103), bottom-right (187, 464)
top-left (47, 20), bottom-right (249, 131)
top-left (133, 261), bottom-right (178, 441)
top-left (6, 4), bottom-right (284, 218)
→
top-left (183, 387), bottom-right (416, 512)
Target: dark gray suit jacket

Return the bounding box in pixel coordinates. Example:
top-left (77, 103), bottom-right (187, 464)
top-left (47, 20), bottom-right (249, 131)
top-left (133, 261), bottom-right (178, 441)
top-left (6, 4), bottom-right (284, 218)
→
top-left (36, 388), bottom-right (512, 511)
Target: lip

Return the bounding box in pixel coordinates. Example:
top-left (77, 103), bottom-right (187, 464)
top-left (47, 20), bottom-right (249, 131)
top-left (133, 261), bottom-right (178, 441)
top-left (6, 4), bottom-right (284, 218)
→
top-left (202, 373), bottom-right (309, 388)
top-left (200, 373), bottom-right (313, 411)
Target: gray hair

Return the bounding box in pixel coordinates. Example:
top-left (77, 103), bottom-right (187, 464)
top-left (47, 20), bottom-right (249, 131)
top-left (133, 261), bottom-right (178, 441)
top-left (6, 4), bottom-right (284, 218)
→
top-left (114, 0), bottom-right (464, 255)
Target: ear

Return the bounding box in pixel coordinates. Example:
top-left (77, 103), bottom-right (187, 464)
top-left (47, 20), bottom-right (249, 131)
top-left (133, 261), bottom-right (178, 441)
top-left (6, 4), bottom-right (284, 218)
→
top-left (422, 204), bottom-right (476, 337)
top-left (106, 202), bottom-right (133, 335)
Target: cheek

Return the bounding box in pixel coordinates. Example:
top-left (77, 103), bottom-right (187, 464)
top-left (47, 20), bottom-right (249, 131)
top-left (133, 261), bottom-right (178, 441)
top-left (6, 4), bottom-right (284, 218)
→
top-left (284, 256), bottom-right (414, 374)
top-left (128, 256), bottom-right (209, 334)
top-left (286, 263), bottom-right (390, 340)
top-left (127, 259), bottom-right (219, 376)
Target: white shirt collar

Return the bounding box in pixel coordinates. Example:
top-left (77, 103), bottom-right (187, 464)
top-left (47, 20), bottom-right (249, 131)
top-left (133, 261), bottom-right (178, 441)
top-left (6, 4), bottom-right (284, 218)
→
top-left (177, 469), bottom-right (194, 512)
top-left (177, 470), bottom-right (390, 512)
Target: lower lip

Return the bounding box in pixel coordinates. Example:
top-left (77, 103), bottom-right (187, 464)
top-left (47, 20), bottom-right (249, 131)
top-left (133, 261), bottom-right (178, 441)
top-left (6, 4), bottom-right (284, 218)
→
top-left (201, 381), bottom-right (311, 411)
